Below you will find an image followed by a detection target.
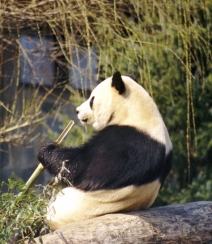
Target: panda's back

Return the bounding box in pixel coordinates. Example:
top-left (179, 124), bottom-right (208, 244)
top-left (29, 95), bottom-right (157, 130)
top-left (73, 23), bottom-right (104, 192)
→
top-left (73, 125), bottom-right (172, 192)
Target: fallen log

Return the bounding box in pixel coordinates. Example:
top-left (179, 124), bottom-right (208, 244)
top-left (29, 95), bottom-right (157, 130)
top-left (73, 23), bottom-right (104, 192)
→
top-left (34, 201), bottom-right (212, 244)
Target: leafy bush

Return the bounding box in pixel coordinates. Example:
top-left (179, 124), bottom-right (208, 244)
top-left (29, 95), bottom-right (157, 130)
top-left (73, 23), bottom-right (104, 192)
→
top-left (0, 176), bottom-right (51, 243)
top-left (156, 169), bottom-right (212, 206)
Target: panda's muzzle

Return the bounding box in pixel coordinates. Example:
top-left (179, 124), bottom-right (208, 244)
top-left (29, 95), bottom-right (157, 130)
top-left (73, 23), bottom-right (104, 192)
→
top-left (76, 107), bottom-right (89, 123)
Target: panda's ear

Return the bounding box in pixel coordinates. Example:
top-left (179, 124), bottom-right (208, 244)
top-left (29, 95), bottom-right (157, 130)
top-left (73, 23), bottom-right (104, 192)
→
top-left (112, 71), bottom-right (126, 95)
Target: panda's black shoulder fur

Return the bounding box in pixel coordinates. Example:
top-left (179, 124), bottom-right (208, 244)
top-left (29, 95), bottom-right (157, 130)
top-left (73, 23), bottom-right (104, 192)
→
top-left (37, 125), bottom-right (172, 191)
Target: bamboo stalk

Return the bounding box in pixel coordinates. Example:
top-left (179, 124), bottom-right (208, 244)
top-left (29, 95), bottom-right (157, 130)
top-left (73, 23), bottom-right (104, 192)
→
top-left (24, 120), bottom-right (75, 192)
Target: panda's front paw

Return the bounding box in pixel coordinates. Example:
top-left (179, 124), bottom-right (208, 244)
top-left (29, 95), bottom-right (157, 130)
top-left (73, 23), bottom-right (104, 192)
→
top-left (37, 142), bottom-right (59, 168)
top-left (46, 142), bottom-right (60, 151)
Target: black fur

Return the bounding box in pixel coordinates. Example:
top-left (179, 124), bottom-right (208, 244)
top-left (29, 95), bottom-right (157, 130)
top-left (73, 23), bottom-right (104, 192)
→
top-left (112, 71), bottom-right (126, 95)
top-left (37, 125), bottom-right (172, 191)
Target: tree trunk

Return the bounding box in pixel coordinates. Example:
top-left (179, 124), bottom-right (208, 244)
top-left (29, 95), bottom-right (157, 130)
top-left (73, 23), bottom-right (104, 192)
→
top-left (34, 201), bottom-right (212, 244)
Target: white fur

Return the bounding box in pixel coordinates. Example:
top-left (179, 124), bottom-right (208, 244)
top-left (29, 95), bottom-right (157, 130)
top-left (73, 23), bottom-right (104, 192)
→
top-left (46, 180), bottom-right (160, 230)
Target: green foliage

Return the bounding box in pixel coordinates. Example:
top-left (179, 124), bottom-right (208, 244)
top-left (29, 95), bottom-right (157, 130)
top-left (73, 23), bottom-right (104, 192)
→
top-left (157, 169), bottom-right (212, 206)
top-left (0, 176), bottom-right (50, 243)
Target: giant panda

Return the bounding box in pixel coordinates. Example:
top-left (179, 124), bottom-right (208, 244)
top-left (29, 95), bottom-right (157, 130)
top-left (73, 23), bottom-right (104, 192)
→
top-left (37, 71), bottom-right (173, 231)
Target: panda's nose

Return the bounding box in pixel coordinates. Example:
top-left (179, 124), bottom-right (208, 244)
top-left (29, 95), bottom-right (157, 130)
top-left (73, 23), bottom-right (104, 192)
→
top-left (76, 109), bottom-right (79, 114)
top-left (82, 118), bottom-right (88, 123)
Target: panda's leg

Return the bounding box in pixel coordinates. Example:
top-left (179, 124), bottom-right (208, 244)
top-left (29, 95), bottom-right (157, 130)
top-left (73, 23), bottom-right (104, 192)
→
top-left (45, 180), bottom-right (161, 231)
top-left (45, 187), bottom-right (93, 230)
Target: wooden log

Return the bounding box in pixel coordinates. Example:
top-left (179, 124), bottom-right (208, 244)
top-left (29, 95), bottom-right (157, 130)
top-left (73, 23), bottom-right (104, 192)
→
top-left (34, 201), bottom-right (212, 244)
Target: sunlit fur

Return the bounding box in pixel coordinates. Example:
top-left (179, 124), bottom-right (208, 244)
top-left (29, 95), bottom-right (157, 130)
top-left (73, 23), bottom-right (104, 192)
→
top-left (38, 72), bottom-right (172, 231)
top-left (46, 180), bottom-right (160, 230)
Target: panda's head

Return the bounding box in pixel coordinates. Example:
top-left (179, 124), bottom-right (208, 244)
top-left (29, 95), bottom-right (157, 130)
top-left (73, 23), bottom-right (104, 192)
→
top-left (76, 71), bottom-right (170, 153)
top-left (76, 71), bottom-right (138, 131)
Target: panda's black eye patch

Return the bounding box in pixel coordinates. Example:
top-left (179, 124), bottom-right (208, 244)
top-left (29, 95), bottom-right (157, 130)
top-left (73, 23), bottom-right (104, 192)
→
top-left (90, 96), bottom-right (95, 109)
